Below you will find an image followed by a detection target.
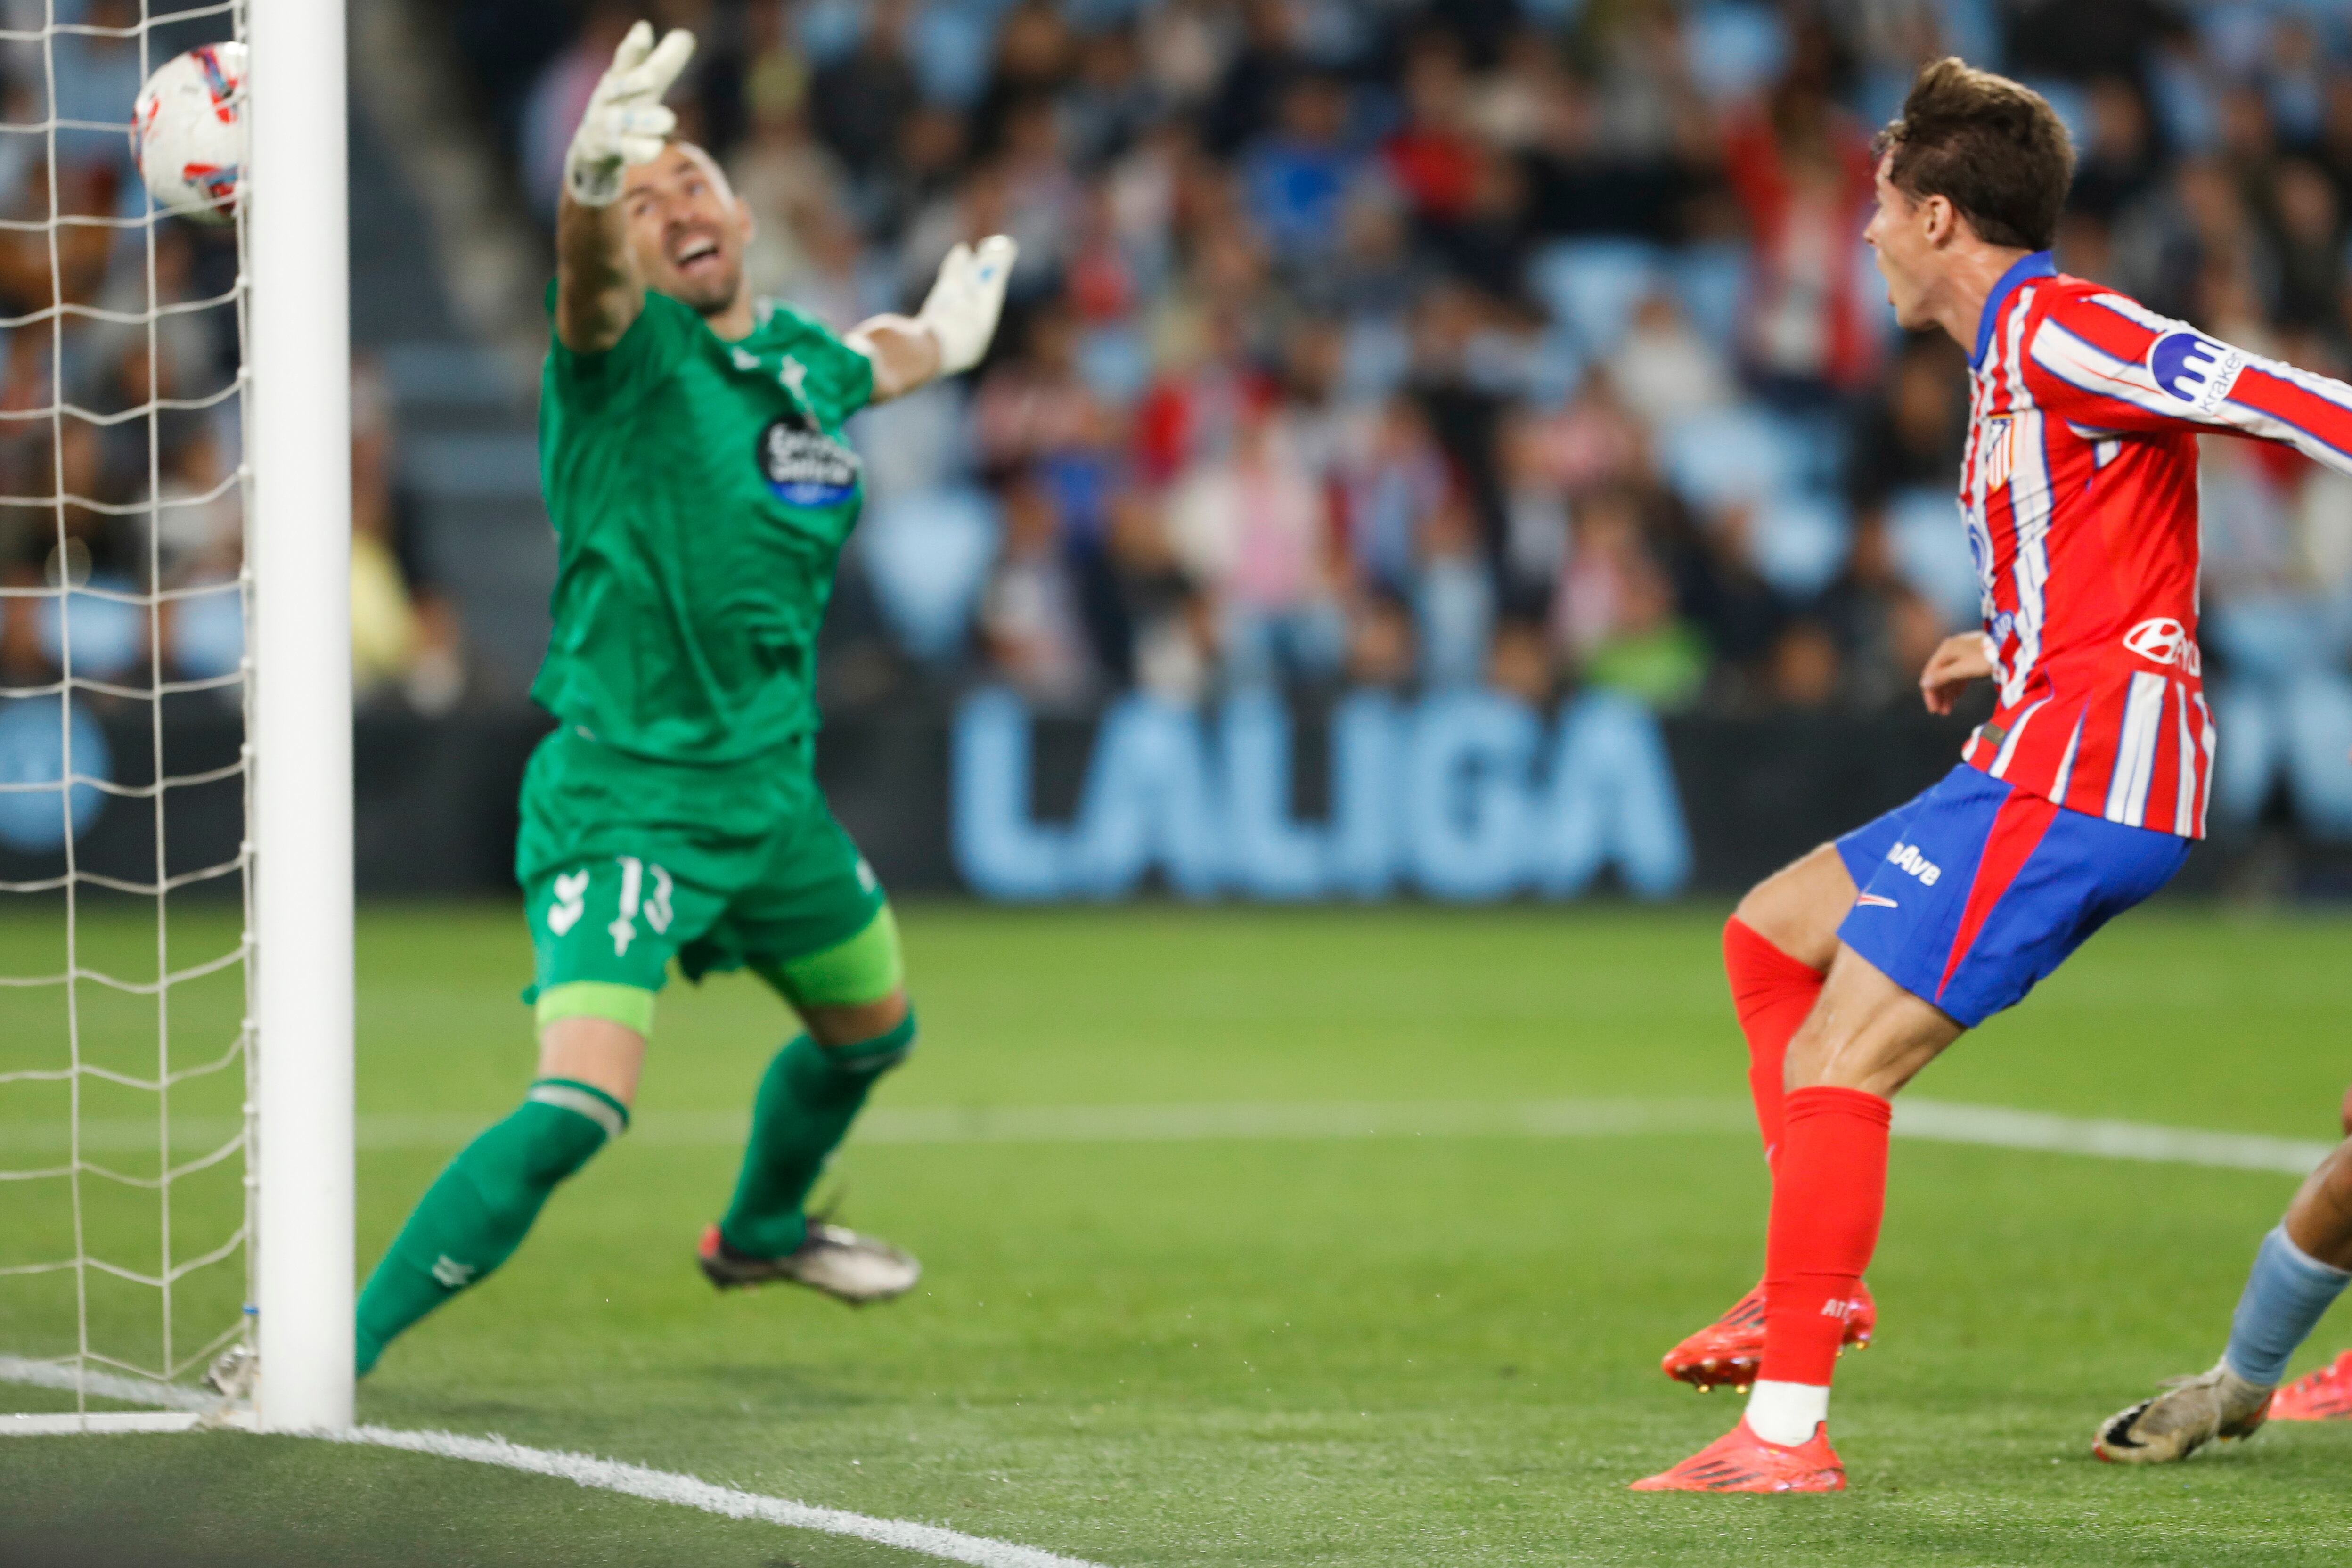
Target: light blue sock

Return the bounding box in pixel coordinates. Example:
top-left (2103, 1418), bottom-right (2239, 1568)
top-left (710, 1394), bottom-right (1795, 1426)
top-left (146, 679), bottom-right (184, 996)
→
top-left (2221, 1225), bottom-right (2352, 1387)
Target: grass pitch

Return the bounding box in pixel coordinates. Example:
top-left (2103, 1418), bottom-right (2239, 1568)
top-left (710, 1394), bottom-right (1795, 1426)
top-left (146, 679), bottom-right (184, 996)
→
top-left (5, 899), bottom-right (2352, 1565)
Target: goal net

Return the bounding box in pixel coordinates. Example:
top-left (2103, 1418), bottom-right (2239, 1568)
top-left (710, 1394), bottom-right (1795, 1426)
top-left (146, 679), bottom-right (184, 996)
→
top-left (0, 0), bottom-right (351, 1434)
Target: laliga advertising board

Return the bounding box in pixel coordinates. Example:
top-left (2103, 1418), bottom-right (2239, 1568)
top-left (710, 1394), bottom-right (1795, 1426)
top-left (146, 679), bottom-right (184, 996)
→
top-left (954, 687), bottom-right (1694, 902)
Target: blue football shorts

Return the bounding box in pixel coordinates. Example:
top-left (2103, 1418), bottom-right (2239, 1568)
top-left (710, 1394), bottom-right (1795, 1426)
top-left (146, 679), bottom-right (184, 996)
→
top-left (1833, 764), bottom-right (2191, 1029)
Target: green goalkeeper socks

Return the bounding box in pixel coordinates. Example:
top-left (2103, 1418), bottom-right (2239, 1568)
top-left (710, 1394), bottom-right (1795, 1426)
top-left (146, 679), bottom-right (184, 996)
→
top-left (719, 1014), bottom-right (915, 1259)
top-left (354, 1079), bottom-right (626, 1375)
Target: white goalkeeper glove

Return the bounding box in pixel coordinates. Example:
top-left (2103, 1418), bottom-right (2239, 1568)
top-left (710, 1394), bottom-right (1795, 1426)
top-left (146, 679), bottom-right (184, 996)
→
top-left (917, 236), bottom-right (1018, 376)
top-left (563, 21), bottom-right (696, 208)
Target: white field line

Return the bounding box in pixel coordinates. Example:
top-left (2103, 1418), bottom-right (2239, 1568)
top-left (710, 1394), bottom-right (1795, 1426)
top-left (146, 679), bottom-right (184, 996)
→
top-left (0, 1358), bottom-right (1107, 1568)
top-left (311, 1426), bottom-right (1107, 1568)
top-left (0, 1355), bottom-right (216, 1410)
top-left (1, 1097), bottom-right (2334, 1173)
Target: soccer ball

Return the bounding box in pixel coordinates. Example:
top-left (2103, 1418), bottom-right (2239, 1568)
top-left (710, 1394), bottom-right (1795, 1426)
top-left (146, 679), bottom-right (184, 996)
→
top-left (131, 42), bottom-right (247, 224)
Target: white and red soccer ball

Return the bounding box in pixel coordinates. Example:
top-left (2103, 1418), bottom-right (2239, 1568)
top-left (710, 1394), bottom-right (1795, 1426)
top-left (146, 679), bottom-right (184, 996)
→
top-left (131, 41), bottom-right (246, 223)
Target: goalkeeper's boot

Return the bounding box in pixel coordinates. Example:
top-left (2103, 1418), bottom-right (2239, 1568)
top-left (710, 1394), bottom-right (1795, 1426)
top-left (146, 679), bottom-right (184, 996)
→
top-left (2270, 1349), bottom-right (2352, 1421)
top-left (1661, 1280), bottom-right (1875, 1392)
top-left (1630, 1418), bottom-right (1845, 1493)
top-left (698, 1221), bottom-right (919, 1305)
top-left (2093, 1362), bottom-right (2273, 1462)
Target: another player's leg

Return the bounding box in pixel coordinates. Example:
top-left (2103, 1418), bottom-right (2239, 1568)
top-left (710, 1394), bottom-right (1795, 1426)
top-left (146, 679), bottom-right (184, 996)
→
top-left (701, 903), bottom-right (922, 1303)
top-left (2095, 1134), bottom-right (2352, 1460)
top-left (1664, 841), bottom-right (1878, 1393)
top-left (354, 999), bottom-right (645, 1376)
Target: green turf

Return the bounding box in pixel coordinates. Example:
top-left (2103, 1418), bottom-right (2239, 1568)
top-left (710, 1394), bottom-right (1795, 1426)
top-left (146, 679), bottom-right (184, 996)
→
top-left (5, 901), bottom-right (2352, 1565)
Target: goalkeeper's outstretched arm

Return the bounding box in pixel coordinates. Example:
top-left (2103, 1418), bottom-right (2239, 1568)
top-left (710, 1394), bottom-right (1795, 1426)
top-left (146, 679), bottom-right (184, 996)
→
top-left (847, 236), bottom-right (1019, 403)
top-left (554, 21), bottom-right (694, 354)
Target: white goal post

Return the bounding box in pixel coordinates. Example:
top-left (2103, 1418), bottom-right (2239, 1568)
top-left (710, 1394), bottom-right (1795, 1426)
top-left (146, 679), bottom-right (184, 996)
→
top-left (0, 0), bottom-right (352, 1436)
top-left (247, 0), bottom-right (355, 1432)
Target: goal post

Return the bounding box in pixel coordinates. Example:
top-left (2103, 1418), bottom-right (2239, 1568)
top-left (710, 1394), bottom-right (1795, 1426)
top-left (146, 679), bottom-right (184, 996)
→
top-left (247, 0), bottom-right (355, 1431)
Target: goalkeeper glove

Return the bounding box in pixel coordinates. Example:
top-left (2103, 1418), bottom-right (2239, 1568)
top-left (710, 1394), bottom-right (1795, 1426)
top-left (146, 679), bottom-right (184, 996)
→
top-left (564, 21), bottom-right (696, 208)
top-left (917, 236), bottom-right (1018, 376)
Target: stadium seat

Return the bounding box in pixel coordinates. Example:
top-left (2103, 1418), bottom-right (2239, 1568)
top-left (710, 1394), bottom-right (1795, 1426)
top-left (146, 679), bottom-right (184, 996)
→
top-left (1656, 404), bottom-right (1802, 509)
top-left (858, 485), bottom-right (1000, 663)
top-left (1748, 493), bottom-right (1852, 598)
top-left (1886, 487), bottom-right (1982, 627)
top-left (1526, 239), bottom-right (1666, 359)
top-left (1683, 2), bottom-right (1790, 102)
top-left (1340, 315), bottom-right (1412, 403)
top-left (1670, 241), bottom-right (1748, 350)
top-left (851, 381), bottom-right (970, 506)
top-left (35, 577), bottom-right (143, 681)
top-left (0, 693), bottom-right (109, 852)
top-left (168, 580), bottom-right (246, 683)
top-left (1077, 324), bottom-right (1154, 409)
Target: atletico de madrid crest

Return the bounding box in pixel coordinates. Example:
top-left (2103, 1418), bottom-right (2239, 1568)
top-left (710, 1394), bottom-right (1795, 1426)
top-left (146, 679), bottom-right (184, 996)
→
top-left (1979, 416), bottom-right (2015, 493)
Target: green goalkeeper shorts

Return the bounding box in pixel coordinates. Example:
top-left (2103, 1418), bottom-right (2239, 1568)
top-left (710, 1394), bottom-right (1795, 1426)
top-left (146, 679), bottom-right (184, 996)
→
top-left (514, 726), bottom-right (895, 1035)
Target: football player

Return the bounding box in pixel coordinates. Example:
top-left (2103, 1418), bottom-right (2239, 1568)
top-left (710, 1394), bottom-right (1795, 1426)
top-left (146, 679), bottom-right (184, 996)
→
top-left (1638, 59), bottom-right (2352, 1491)
top-left (351, 24), bottom-right (1013, 1374)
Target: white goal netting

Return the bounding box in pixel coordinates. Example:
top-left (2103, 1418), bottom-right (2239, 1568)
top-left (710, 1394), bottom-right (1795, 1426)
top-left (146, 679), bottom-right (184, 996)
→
top-left (0, 0), bottom-right (253, 1420)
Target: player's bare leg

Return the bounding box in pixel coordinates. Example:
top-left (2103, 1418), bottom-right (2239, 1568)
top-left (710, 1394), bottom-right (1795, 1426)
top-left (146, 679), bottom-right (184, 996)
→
top-left (2096, 1133), bottom-right (2352, 1458)
top-left (1638, 948), bottom-right (1959, 1490)
top-left (1662, 845), bottom-right (1878, 1393)
top-left (352, 1012), bottom-right (645, 1376)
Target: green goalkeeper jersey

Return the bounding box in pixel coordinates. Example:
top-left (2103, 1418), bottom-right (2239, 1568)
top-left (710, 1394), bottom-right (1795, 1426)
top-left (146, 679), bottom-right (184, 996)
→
top-left (532, 286), bottom-right (875, 764)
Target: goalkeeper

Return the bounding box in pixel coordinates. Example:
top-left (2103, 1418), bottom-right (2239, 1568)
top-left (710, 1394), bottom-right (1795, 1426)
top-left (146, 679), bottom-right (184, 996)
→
top-left (354, 22), bottom-right (1013, 1375)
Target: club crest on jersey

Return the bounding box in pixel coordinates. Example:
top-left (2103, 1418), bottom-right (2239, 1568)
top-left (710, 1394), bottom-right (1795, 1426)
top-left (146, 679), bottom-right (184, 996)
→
top-left (1979, 417), bottom-right (2015, 492)
top-left (2123, 615), bottom-right (2200, 673)
top-left (757, 414), bottom-right (860, 507)
top-left (2148, 331), bottom-right (2242, 414)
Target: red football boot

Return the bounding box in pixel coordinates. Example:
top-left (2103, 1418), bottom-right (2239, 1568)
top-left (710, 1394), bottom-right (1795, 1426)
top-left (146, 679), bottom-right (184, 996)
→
top-left (1630, 1418), bottom-right (1846, 1492)
top-left (2270, 1350), bottom-right (2352, 1421)
top-left (1660, 1280), bottom-right (1876, 1391)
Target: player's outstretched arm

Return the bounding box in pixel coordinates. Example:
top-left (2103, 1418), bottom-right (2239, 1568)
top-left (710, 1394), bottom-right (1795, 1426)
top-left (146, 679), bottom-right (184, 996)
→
top-left (846, 236), bottom-right (1018, 403)
top-left (2028, 293), bottom-right (2352, 478)
top-left (553, 21), bottom-right (695, 355)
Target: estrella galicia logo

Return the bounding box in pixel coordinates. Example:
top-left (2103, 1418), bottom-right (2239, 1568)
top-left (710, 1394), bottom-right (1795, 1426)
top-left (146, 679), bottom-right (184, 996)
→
top-left (2148, 331), bottom-right (2241, 413)
top-left (757, 414), bottom-right (861, 508)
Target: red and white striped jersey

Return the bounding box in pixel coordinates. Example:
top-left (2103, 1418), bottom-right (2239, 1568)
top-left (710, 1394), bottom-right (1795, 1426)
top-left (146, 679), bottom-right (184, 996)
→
top-left (1953, 252), bottom-right (2352, 838)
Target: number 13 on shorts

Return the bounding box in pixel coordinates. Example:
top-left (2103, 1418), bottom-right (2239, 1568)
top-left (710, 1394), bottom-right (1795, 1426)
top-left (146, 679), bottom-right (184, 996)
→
top-left (533, 855), bottom-right (689, 994)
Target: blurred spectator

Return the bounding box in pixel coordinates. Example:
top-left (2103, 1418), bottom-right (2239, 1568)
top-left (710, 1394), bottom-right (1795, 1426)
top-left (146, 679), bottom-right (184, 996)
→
top-left (1847, 335), bottom-right (1967, 517)
top-left (350, 364), bottom-right (463, 715)
top-left (520, 2), bottom-right (635, 222)
top-left (1166, 397), bottom-right (1343, 689)
top-left (1722, 83), bottom-right (1881, 400)
top-left (1241, 74), bottom-right (1358, 266)
top-left (399, 0), bottom-right (2352, 839)
top-left (1609, 292), bottom-right (1736, 428)
top-left (2070, 76), bottom-right (2162, 224)
top-left (979, 467), bottom-right (1095, 708)
top-left (811, 0), bottom-right (922, 180)
top-left (1553, 486), bottom-right (1706, 712)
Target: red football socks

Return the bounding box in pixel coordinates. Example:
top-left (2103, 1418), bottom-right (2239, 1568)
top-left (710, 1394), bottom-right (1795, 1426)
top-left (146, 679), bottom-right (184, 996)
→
top-left (1760, 1086), bottom-right (1892, 1388)
top-left (1722, 916), bottom-right (1825, 1168)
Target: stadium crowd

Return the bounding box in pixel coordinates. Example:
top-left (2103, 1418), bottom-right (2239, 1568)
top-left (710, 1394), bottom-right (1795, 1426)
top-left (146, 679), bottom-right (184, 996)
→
top-left (460, 0), bottom-right (2352, 835)
top-left (0, 1), bottom-right (2348, 837)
